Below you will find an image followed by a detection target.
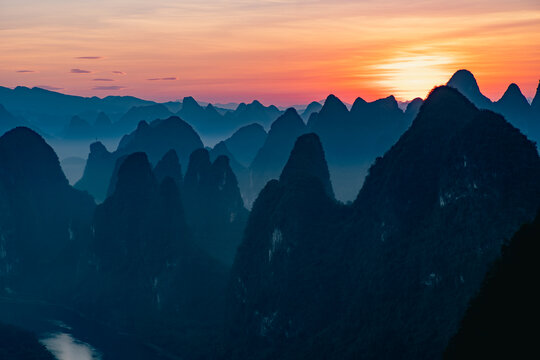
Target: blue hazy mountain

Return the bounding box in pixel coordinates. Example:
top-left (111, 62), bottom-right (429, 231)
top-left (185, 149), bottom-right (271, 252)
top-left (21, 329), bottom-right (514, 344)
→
top-left (183, 148), bottom-right (249, 264)
top-left (223, 123), bottom-right (267, 167)
top-left (0, 127), bottom-right (95, 297)
top-left (76, 116), bottom-right (203, 201)
top-left (447, 70), bottom-right (538, 144)
top-left (248, 108), bottom-right (307, 205)
top-left (77, 152), bottom-right (228, 356)
top-left (301, 101), bottom-right (323, 121)
top-left (1, 104), bottom-right (29, 135)
top-left (224, 86), bottom-right (540, 359)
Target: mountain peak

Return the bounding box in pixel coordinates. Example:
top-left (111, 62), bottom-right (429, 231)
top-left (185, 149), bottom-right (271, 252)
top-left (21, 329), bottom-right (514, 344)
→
top-left (498, 83), bottom-right (529, 107)
top-left (154, 149), bottom-right (182, 185)
top-left (447, 69), bottom-right (492, 108)
top-left (114, 152), bottom-right (156, 197)
top-left (0, 127), bottom-right (67, 187)
top-left (321, 94), bottom-right (348, 115)
top-left (280, 133), bottom-right (334, 198)
top-left (532, 80), bottom-right (540, 112)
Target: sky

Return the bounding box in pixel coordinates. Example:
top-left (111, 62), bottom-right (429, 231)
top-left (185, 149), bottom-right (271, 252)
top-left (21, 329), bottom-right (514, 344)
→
top-left (1, 0), bottom-right (539, 106)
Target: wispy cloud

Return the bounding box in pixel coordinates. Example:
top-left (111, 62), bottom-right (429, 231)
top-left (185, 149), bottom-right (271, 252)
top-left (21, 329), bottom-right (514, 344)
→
top-left (70, 68), bottom-right (91, 74)
top-left (37, 85), bottom-right (63, 91)
top-left (112, 71), bottom-right (126, 75)
top-left (16, 69), bottom-right (35, 73)
top-left (147, 77), bottom-right (177, 81)
top-left (93, 78), bottom-right (114, 81)
top-left (75, 56), bottom-right (103, 59)
top-left (92, 86), bottom-right (125, 90)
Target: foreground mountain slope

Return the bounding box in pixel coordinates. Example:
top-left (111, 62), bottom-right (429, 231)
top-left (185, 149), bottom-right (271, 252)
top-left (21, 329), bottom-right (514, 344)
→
top-left (444, 211), bottom-right (540, 359)
top-left (0, 127), bottom-right (95, 296)
top-left (76, 116), bottom-right (203, 201)
top-left (77, 152), bottom-right (228, 357)
top-left (225, 133), bottom-right (343, 359)
top-left (224, 86), bottom-right (540, 359)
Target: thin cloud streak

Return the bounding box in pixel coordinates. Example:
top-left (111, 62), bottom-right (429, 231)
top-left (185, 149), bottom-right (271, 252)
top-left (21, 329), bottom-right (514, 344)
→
top-left (147, 77), bottom-right (177, 81)
top-left (75, 56), bottom-right (103, 59)
top-left (70, 68), bottom-right (91, 74)
top-left (92, 85), bottom-right (125, 90)
top-left (16, 70), bottom-right (35, 73)
top-left (93, 78), bottom-right (114, 81)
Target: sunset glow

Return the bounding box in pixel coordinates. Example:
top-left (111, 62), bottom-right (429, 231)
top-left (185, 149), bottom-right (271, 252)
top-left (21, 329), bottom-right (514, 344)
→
top-left (1, 0), bottom-right (539, 105)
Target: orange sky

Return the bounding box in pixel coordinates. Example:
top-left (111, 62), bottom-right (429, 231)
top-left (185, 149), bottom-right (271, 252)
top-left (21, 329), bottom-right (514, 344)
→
top-left (1, 0), bottom-right (539, 106)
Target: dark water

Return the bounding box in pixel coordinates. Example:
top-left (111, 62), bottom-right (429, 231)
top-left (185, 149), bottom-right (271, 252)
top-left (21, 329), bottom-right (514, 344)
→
top-left (0, 298), bottom-right (176, 360)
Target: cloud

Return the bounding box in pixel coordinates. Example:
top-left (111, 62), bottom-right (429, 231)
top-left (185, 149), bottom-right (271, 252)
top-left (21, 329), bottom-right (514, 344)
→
top-left (37, 85), bottom-right (63, 91)
top-left (93, 78), bottom-right (114, 81)
top-left (92, 86), bottom-right (126, 90)
top-left (75, 56), bottom-right (103, 60)
top-left (16, 69), bottom-right (35, 73)
top-left (70, 68), bottom-right (91, 74)
top-left (147, 77), bottom-right (177, 81)
top-left (112, 71), bottom-right (126, 75)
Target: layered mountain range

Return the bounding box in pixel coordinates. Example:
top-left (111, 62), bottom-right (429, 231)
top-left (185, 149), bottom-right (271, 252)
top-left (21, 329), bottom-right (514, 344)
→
top-left (0, 72), bottom-right (539, 359)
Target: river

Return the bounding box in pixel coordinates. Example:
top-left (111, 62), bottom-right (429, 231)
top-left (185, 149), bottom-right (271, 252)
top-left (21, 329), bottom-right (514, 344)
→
top-left (0, 298), bottom-right (177, 360)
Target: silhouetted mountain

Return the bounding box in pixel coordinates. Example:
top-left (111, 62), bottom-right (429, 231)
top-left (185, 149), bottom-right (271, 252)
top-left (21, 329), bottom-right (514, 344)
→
top-left (75, 141), bottom-right (116, 202)
top-left (153, 149), bottom-right (183, 185)
top-left (0, 322), bottom-right (55, 359)
top-left (301, 101), bottom-right (322, 121)
top-left (0, 86), bottom-right (154, 134)
top-left (118, 116), bottom-right (203, 165)
top-left (116, 104), bottom-right (173, 134)
top-left (94, 111), bottom-right (113, 133)
top-left (0, 104), bottom-right (27, 135)
top-left (0, 127), bottom-right (95, 296)
top-left (223, 123), bottom-right (267, 167)
top-left (224, 86), bottom-right (540, 360)
top-left (210, 141), bottom-right (249, 199)
top-left (183, 149), bottom-right (249, 264)
top-left (177, 97), bottom-right (226, 137)
top-left (532, 80), bottom-right (540, 116)
top-left (494, 83), bottom-right (532, 130)
top-left (444, 211), bottom-right (540, 359)
top-left (78, 152), bottom-right (228, 356)
top-left (447, 69), bottom-right (493, 109)
top-left (249, 108), bottom-right (307, 204)
top-left (77, 116), bottom-right (203, 201)
top-left (309, 93), bottom-right (411, 200)
top-left (224, 100), bottom-right (283, 130)
top-left (280, 133), bottom-right (334, 198)
top-left (404, 97), bottom-right (423, 121)
top-left (225, 132), bottom-right (342, 359)
top-left (63, 115), bottom-right (93, 139)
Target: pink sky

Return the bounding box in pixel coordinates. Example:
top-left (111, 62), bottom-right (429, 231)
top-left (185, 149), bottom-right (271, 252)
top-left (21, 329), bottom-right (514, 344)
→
top-left (1, 0), bottom-right (539, 106)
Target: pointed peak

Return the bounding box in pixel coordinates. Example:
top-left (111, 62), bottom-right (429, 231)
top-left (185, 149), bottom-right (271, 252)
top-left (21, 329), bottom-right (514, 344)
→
top-left (160, 149), bottom-right (179, 163)
top-left (154, 149), bottom-right (182, 185)
top-left (250, 100), bottom-right (263, 107)
top-left (448, 69), bottom-right (477, 85)
top-left (89, 141), bottom-right (109, 154)
top-left (114, 152), bottom-right (156, 196)
top-left (279, 133), bottom-right (334, 198)
top-left (270, 108), bottom-right (305, 133)
top-left (136, 120), bottom-right (149, 131)
top-left (0, 127), bottom-right (67, 185)
top-left (320, 94), bottom-right (349, 116)
top-left (532, 80), bottom-right (540, 110)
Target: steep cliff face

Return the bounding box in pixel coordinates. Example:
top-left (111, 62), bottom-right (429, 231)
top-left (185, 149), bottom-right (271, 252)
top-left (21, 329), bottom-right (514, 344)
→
top-left (78, 152), bottom-right (228, 356)
top-left (0, 127), bottom-right (95, 296)
top-left (445, 211), bottom-right (540, 360)
top-left (225, 87), bottom-right (540, 360)
top-left (183, 149), bottom-right (249, 265)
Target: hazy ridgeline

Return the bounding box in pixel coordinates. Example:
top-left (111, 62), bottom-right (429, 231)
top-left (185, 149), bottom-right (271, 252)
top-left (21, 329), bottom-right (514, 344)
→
top-left (0, 71), bottom-right (539, 359)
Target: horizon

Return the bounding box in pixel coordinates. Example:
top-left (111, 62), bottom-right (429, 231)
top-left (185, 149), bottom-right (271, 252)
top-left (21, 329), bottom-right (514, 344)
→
top-left (1, 0), bottom-right (539, 106)
top-left (2, 70), bottom-right (537, 109)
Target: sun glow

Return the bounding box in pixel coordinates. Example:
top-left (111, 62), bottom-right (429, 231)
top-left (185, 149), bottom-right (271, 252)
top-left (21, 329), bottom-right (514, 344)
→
top-left (372, 54), bottom-right (458, 100)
